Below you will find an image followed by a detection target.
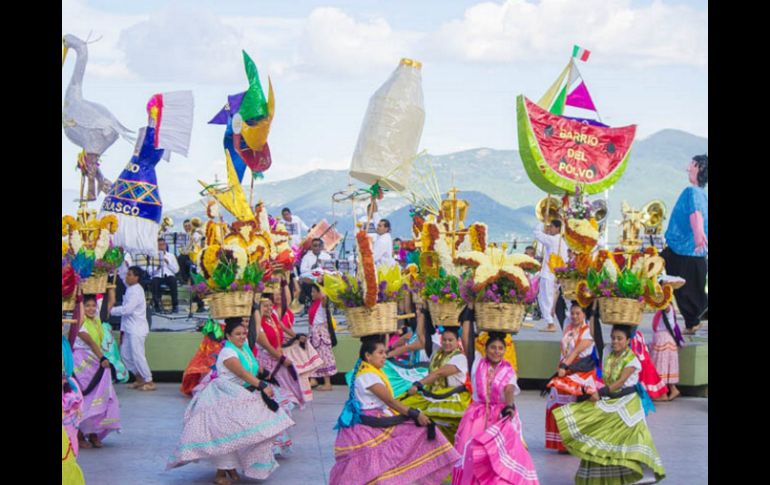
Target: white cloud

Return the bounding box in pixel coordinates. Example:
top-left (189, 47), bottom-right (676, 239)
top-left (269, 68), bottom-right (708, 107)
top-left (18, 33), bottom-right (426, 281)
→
top-left (428, 0), bottom-right (707, 68)
top-left (295, 7), bottom-right (425, 76)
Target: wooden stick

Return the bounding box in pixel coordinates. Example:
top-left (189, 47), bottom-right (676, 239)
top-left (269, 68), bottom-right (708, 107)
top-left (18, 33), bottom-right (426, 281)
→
top-left (396, 313), bottom-right (416, 320)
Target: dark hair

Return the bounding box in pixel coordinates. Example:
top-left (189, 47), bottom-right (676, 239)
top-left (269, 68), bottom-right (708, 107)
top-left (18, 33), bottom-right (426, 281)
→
top-left (83, 294), bottom-right (98, 304)
top-left (359, 334), bottom-right (386, 360)
top-left (127, 266), bottom-right (144, 279)
top-left (441, 326), bottom-right (460, 339)
top-left (611, 324), bottom-right (633, 340)
top-left (312, 238), bottom-right (323, 245)
top-left (282, 207), bottom-right (291, 214)
top-left (393, 238), bottom-right (402, 243)
top-left (570, 302), bottom-right (585, 314)
top-left (224, 317), bottom-right (246, 335)
top-left (158, 237), bottom-right (165, 242)
top-left (550, 219), bottom-right (562, 230)
top-left (486, 331), bottom-right (507, 348)
top-left (183, 219), bottom-right (190, 224)
top-left (693, 154), bottom-right (708, 187)
top-left (380, 219), bottom-right (391, 231)
top-left (525, 246), bottom-right (535, 252)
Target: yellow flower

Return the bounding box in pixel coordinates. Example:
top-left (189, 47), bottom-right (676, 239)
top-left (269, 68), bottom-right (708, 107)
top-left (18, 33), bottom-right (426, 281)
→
top-left (565, 218), bottom-right (599, 254)
top-left (199, 244), bottom-right (221, 279)
top-left (62, 241), bottom-right (69, 257)
top-left (548, 254), bottom-right (566, 273)
top-left (99, 215), bottom-right (119, 234)
top-left (377, 265), bottom-right (404, 295)
top-left (222, 244), bottom-right (249, 280)
top-left (456, 247), bottom-right (531, 292)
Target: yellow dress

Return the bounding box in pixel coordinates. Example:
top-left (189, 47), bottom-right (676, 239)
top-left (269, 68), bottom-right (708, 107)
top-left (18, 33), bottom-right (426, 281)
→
top-left (62, 425), bottom-right (85, 485)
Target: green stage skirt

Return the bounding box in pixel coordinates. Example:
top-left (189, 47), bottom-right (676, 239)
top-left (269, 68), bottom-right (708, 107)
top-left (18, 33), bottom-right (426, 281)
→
top-left (401, 386), bottom-right (470, 443)
top-left (553, 393), bottom-right (666, 485)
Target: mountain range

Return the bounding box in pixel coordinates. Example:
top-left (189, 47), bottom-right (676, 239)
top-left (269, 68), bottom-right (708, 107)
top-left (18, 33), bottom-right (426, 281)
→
top-left (95, 129), bottom-right (708, 248)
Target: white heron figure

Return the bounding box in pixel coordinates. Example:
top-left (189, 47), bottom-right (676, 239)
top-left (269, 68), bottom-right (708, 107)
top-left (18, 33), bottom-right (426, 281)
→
top-left (62, 33), bottom-right (134, 201)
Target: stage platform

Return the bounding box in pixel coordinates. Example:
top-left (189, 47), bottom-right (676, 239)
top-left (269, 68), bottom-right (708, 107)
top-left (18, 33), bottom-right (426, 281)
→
top-left (133, 310), bottom-right (707, 394)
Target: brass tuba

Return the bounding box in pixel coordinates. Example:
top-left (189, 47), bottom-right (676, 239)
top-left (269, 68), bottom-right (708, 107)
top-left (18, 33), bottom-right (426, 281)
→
top-left (591, 199), bottom-right (608, 232)
top-left (641, 200), bottom-right (666, 235)
top-left (535, 196), bottom-right (562, 223)
top-left (160, 215), bottom-right (174, 234)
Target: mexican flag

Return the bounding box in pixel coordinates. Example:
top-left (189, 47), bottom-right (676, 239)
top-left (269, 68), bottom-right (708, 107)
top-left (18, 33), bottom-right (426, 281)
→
top-left (572, 45), bottom-right (590, 62)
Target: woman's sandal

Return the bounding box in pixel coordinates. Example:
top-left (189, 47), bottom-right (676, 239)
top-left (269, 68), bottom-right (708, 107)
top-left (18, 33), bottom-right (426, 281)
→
top-left (226, 470), bottom-right (241, 482)
top-left (89, 434), bottom-right (104, 448)
top-left (213, 472), bottom-right (231, 485)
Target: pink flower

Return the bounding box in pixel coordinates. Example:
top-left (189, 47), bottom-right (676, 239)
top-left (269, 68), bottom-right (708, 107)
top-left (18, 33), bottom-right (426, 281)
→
top-left (430, 295), bottom-right (439, 302)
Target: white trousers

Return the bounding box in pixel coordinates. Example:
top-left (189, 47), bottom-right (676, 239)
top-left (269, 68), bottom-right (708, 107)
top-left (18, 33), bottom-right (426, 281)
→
top-left (120, 332), bottom-right (153, 382)
top-left (538, 277), bottom-right (557, 324)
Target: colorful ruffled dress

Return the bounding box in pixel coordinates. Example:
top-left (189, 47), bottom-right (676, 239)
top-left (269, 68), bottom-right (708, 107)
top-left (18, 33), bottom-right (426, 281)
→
top-left (453, 357), bottom-right (539, 484)
top-left (279, 308), bottom-right (323, 402)
top-left (630, 330), bottom-right (667, 399)
top-left (553, 348), bottom-right (666, 484)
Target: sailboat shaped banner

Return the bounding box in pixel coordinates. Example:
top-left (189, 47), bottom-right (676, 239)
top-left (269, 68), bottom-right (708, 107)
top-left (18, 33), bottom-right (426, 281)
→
top-left (516, 52), bottom-right (636, 195)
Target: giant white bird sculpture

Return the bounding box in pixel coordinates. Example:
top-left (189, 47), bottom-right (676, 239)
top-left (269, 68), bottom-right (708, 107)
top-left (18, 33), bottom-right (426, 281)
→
top-left (62, 33), bottom-right (134, 201)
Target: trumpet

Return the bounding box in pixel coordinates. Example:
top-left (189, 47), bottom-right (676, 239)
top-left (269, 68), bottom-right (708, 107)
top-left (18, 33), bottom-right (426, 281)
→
top-left (591, 199), bottom-right (608, 232)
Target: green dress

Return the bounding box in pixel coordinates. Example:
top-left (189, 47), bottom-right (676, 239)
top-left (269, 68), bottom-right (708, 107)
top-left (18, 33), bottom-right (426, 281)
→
top-left (400, 348), bottom-right (471, 443)
top-left (553, 348), bottom-right (666, 484)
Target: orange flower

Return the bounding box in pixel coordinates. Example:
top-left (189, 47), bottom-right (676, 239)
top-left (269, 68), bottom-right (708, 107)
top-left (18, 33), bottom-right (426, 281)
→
top-left (575, 253), bottom-right (593, 275)
top-left (644, 284), bottom-right (673, 310)
top-left (593, 249), bottom-right (610, 271)
top-left (357, 230), bottom-right (378, 308)
top-left (575, 280), bottom-right (595, 308)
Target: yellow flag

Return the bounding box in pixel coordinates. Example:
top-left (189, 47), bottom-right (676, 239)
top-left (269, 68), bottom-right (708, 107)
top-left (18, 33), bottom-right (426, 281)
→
top-left (198, 151), bottom-right (255, 221)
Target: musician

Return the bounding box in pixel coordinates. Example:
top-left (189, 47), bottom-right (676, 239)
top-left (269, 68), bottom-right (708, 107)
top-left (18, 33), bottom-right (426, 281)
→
top-left (179, 218), bottom-right (206, 312)
top-left (282, 207), bottom-right (310, 247)
top-left (299, 238), bottom-right (331, 304)
top-left (150, 238), bottom-right (180, 314)
top-left (372, 219), bottom-right (395, 267)
top-left (534, 220), bottom-right (569, 332)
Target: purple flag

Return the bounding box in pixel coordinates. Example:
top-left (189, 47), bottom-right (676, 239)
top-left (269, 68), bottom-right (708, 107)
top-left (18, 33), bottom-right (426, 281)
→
top-left (565, 81), bottom-right (597, 112)
top-left (208, 92), bottom-right (246, 125)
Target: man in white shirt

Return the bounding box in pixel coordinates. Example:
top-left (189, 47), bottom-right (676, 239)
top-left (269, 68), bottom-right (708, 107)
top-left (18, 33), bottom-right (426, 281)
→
top-left (534, 220), bottom-right (569, 332)
top-left (372, 219), bottom-right (396, 267)
top-left (299, 238), bottom-right (331, 308)
top-left (282, 207), bottom-right (310, 247)
top-left (107, 266), bottom-right (154, 391)
top-left (150, 238), bottom-right (180, 313)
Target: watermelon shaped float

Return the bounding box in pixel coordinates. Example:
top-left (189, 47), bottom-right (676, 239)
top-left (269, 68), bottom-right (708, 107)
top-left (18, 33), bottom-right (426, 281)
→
top-left (517, 48), bottom-right (636, 195)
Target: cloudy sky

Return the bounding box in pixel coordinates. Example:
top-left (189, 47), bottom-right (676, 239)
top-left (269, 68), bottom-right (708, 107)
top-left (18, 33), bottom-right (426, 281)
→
top-left (62, 0), bottom-right (708, 212)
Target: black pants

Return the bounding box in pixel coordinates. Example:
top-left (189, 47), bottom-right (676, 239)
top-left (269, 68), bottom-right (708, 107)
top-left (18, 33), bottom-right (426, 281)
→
top-left (177, 254), bottom-right (192, 282)
top-left (555, 288), bottom-right (568, 329)
top-left (662, 247), bottom-right (708, 329)
top-left (151, 276), bottom-right (178, 309)
top-left (299, 280), bottom-right (314, 305)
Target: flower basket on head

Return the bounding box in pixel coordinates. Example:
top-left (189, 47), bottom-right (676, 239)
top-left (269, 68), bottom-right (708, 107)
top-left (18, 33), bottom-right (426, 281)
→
top-left (427, 300), bottom-right (462, 327)
top-left (344, 302), bottom-right (398, 337)
top-left (561, 278), bottom-right (579, 300)
top-left (598, 297), bottom-right (644, 325)
top-left (475, 302), bottom-right (525, 333)
top-left (62, 295), bottom-right (76, 312)
top-left (80, 273), bottom-right (108, 295)
top-left (210, 291), bottom-right (254, 319)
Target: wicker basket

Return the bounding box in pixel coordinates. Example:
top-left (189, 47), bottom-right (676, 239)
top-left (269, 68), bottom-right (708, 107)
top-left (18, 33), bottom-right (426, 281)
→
top-left (210, 291), bottom-right (254, 319)
top-left (344, 302), bottom-right (398, 337)
top-left (598, 297), bottom-right (644, 326)
top-left (80, 273), bottom-right (108, 295)
top-left (476, 302), bottom-right (525, 333)
top-left (62, 295), bottom-right (75, 312)
top-left (427, 300), bottom-right (462, 327)
top-left (560, 278), bottom-right (579, 300)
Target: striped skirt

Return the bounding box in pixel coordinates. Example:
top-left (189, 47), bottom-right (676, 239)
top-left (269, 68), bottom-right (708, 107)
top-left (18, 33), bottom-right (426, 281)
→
top-left (329, 409), bottom-right (460, 484)
top-left (650, 329), bottom-right (679, 385)
top-left (72, 349), bottom-right (121, 441)
top-left (554, 394), bottom-right (666, 485)
top-left (282, 337), bottom-right (323, 402)
top-left (401, 386), bottom-right (471, 443)
top-left (167, 378), bottom-right (294, 480)
top-left (453, 406), bottom-right (539, 485)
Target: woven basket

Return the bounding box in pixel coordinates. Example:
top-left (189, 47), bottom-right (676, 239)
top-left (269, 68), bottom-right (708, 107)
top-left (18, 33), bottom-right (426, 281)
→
top-left (560, 278), bottom-right (579, 300)
top-left (344, 302), bottom-right (398, 337)
top-left (80, 273), bottom-right (108, 295)
top-left (598, 297), bottom-right (644, 326)
top-left (62, 295), bottom-right (75, 312)
top-left (476, 302), bottom-right (525, 333)
top-left (427, 300), bottom-right (462, 327)
top-left (210, 291), bottom-right (254, 319)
